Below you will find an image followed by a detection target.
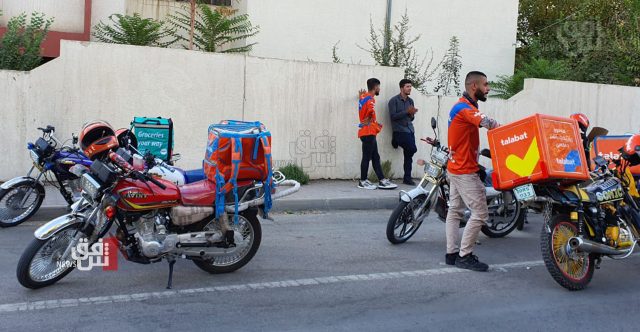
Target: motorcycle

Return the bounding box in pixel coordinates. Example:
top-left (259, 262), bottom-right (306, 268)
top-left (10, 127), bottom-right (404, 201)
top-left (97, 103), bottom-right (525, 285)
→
top-left (16, 148), bottom-right (300, 289)
top-left (386, 117), bottom-right (525, 244)
top-left (536, 150), bottom-right (640, 290)
top-left (0, 126), bottom-right (90, 228)
top-left (0, 126), bottom-right (206, 228)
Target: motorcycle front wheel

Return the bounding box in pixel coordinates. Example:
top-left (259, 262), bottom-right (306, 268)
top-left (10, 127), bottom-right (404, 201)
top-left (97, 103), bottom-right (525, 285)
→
top-left (0, 182), bottom-right (45, 228)
top-left (16, 224), bottom-right (79, 289)
top-left (192, 210), bottom-right (262, 274)
top-left (480, 190), bottom-right (522, 238)
top-left (386, 194), bottom-right (426, 244)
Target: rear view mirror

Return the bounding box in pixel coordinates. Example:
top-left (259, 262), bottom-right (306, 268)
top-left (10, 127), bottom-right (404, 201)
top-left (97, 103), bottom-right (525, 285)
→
top-left (431, 117), bottom-right (437, 129)
top-left (593, 156), bottom-right (608, 167)
top-left (171, 153), bottom-right (182, 162)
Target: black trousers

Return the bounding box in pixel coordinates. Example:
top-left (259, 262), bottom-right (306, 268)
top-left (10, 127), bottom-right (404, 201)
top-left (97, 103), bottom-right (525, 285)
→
top-left (360, 135), bottom-right (384, 181)
top-left (393, 131), bottom-right (417, 181)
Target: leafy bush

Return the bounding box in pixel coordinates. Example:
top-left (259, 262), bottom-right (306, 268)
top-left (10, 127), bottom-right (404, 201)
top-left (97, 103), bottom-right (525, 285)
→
top-left (368, 160), bottom-right (395, 183)
top-left (490, 58), bottom-right (568, 99)
top-left (279, 164), bottom-right (310, 185)
top-left (0, 11), bottom-right (54, 71)
top-left (92, 13), bottom-right (178, 47)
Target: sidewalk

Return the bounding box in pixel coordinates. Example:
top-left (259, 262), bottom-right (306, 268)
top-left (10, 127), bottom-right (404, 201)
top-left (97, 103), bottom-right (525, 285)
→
top-left (32, 180), bottom-right (414, 220)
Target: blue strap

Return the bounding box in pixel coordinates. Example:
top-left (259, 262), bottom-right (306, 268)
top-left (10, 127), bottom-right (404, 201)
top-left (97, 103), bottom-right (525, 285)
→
top-left (359, 96), bottom-right (372, 112)
top-left (215, 169), bottom-right (226, 218)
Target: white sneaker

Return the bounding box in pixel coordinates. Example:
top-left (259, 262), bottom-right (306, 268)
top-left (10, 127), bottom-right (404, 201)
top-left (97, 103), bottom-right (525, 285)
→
top-left (358, 180), bottom-right (377, 190)
top-left (378, 179), bottom-right (398, 189)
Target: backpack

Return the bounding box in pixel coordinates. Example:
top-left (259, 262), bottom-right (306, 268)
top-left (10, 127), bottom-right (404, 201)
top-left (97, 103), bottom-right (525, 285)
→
top-left (204, 120), bottom-right (273, 222)
top-left (130, 117), bottom-right (174, 164)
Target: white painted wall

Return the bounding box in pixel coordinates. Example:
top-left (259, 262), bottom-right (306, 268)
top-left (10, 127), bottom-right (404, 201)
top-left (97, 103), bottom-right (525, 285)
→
top-left (0, 0), bottom-right (85, 33)
top-left (1, 41), bottom-right (638, 182)
top-left (240, 0), bottom-right (519, 91)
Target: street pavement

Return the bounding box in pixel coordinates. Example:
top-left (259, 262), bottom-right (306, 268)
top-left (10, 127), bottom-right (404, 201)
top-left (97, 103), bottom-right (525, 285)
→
top-left (1, 210), bottom-right (640, 332)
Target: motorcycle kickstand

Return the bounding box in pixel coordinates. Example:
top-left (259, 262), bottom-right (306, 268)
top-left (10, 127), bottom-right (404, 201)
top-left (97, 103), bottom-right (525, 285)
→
top-left (166, 257), bottom-right (177, 289)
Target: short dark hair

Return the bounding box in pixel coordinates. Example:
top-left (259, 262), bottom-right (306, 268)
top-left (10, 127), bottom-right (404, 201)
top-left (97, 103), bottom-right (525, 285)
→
top-left (367, 78), bottom-right (381, 91)
top-left (465, 71), bottom-right (487, 86)
top-left (399, 79), bottom-right (412, 88)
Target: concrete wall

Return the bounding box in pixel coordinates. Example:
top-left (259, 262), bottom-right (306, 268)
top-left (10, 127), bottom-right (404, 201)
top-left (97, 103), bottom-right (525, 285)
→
top-left (240, 0), bottom-right (519, 91)
top-left (1, 41), bottom-right (639, 182)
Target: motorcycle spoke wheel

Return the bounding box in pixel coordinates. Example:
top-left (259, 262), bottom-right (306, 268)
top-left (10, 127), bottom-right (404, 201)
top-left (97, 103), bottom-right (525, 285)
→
top-left (29, 229), bottom-right (76, 282)
top-left (0, 186), bottom-right (41, 225)
top-left (386, 196), bottom-right (425, 244)
top-left (203, 215), bottom-right (254, 267)
top-left (552, 223), bottom-right (589, 281)
top-left (481, 191), bottom-right (521, 238)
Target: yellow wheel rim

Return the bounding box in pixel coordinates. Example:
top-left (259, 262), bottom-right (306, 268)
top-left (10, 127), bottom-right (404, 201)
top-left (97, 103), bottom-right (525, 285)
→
top-left (552, 222), bottom-right (589, 281)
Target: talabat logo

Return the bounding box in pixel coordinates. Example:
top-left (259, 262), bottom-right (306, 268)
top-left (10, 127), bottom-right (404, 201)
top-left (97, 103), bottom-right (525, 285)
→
top-left (501, 132), bottom-right (529, 146)
top-left (505, 137), bottom-right (540, 177)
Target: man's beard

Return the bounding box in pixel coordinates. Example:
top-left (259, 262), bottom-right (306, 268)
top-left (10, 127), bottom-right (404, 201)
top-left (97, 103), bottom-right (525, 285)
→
top-left (475, 89), bottom-right (487, 102)
top-left (375, 91), bottom-right (380, 96)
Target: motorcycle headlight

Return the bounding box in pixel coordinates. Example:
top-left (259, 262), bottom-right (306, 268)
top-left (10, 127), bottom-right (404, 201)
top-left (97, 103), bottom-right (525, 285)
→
top-left (425, 163), bottom-right (442, 178)
top-left (30, 150), bottom-right (40, 164)
top-left (431, 150), bottom-right (448, 167)
top-left (80, 173), bottom-right (102, 200)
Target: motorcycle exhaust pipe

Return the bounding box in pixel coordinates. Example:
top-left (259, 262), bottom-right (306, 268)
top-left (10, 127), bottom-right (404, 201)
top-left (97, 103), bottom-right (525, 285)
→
top-left (568, 237), bottom-right (623, 255)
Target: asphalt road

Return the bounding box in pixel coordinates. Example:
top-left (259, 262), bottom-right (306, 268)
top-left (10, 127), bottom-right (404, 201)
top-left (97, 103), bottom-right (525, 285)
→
top-left (1, 210), bottom-right (639, 332)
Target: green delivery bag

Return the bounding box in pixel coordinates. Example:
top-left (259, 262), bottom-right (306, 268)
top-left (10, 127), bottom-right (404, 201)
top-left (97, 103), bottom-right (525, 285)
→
top-left (130, 117), bottom-right (174, 163)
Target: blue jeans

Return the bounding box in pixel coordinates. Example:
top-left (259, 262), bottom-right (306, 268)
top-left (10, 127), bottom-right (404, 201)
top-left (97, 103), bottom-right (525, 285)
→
top-left (393, 132), bottom-right (417, 181)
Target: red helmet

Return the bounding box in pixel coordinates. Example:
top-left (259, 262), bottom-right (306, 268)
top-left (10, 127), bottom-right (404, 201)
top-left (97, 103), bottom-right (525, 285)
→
top-left (621, 134), bottom-right (640, 166)
top-left (570, 113), bottom-right (589, 132)
top-left (80, 121), bottom-right (118, 160)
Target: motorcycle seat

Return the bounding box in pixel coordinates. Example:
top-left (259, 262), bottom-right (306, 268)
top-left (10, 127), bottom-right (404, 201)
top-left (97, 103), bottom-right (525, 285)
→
top-left (179, 179), bottom-right (254, 206)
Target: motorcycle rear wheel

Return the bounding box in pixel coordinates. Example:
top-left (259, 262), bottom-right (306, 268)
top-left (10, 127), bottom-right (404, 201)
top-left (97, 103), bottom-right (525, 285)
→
top-left (480, 191), bottom-right (522, 238)
top-left (386, 194), bottom-right (426, 244)
top-left (0, 182), bottom-right (45, 228)
top-left (541, 214), bottom-right (594, 291)
top-left (192, 210), bottom-right (261, 274)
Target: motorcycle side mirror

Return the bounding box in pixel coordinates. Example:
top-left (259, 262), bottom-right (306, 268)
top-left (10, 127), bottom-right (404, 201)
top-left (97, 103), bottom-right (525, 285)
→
top-left (480, 148), bottom-right (492, 159)
top-left (72, 133), bottom-right (78, 145)
top-left (431, 117), bottom-right (437, 130)
top-left (171, 153), bottom-right (181, 162)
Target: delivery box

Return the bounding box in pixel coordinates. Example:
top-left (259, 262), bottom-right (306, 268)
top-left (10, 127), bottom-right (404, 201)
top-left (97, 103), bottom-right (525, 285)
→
top-left (590, 135), bottom-right (640, 175)
top-left (488, 114), bottom-right (590, 191)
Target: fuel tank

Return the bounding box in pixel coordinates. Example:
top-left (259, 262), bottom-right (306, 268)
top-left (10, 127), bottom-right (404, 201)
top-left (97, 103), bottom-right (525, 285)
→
top-left (115, 178), bottom-right (181, 211)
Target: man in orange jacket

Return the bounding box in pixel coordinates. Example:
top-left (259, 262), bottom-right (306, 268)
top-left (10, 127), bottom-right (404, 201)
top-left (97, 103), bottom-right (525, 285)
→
top-left (358, 78), bottom-right (397, 190)
top-left (445, 71), bottom-right (500, 271)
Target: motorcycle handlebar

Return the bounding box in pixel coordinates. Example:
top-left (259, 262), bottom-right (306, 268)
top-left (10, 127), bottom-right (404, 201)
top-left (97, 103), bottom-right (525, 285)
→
top-left (147, 175), bottom-right (167, 190)
top-left (108, 151), bottom-right (135, 173)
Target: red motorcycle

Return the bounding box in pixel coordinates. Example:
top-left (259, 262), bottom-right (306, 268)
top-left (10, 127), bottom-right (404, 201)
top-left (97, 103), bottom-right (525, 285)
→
top-left (16, 123), bottom-right (298, 289)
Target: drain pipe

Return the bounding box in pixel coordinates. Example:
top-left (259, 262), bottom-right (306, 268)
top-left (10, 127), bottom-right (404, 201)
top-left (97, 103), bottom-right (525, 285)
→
top-left (384, 0), bottom-right (393, 60)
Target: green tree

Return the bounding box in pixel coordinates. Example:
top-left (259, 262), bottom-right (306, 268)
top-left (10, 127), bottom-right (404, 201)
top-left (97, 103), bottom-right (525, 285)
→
top-left (92, 13), bottom-right (178, 47)
top-left (0, 12), bottom-right (54, 71)
top-left (433, 36), bottom-right (462, 96)
top-left (168, 4), bottom-right (259, 53)
top-left (490, 58), bottom-right (569, 99)
top-left (359, 9), bottom-right (439, 93)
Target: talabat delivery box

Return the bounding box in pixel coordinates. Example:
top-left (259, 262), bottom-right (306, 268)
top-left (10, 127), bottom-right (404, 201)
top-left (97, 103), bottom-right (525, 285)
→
top-left (487, 114), bottom-right (590, 191)
top-left (590, 135), bottom-right (640, 175)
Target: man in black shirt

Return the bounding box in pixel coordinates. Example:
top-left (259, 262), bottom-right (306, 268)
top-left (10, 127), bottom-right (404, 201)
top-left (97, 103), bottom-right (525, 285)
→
top-left (389, 79), bottom-right (418, 185)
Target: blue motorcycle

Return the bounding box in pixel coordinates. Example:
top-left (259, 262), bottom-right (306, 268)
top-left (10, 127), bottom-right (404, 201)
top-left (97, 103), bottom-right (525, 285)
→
top-left (0, 126), bottom-right (91, 227)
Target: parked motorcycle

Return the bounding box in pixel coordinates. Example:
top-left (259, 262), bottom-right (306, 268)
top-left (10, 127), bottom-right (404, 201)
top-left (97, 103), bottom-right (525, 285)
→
top-left (0, 126), bottom-right (90, 228)
top-left (0, 126), bottom-right (206, 228)
top-left (386, 117), bottom-right (524, 244)
top-left (16, 146), bottom-right (299, 289)
top-left (536, 139), bottom-right (640, 290)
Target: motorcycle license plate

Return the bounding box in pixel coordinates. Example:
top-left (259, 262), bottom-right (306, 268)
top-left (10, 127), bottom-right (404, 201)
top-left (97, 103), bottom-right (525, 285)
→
top-left (513, 184), bottom-right (536, 201)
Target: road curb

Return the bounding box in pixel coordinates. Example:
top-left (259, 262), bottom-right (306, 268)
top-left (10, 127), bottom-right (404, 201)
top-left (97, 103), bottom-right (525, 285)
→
top-left (31, 196), bottom-right (398, 223)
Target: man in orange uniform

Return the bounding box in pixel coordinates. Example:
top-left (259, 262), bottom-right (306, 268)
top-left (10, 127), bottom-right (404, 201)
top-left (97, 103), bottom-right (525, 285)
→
top-left (445, 71), bottom-right (500, 271)
top-left (358, 78), bottom-right (397, 190)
